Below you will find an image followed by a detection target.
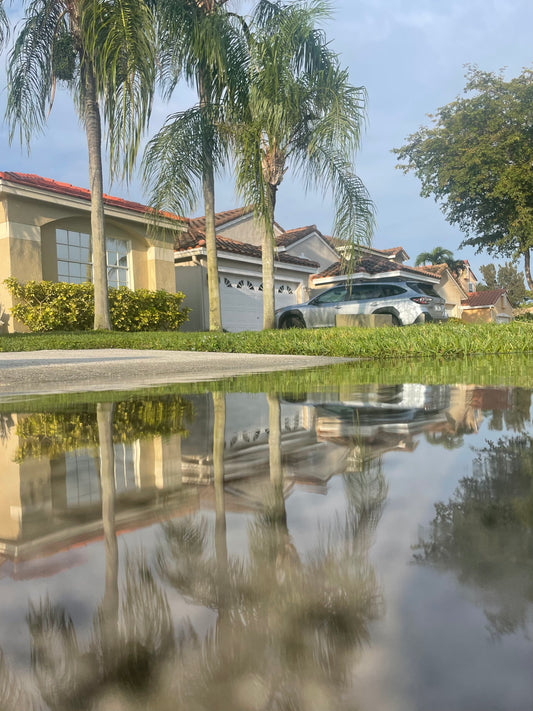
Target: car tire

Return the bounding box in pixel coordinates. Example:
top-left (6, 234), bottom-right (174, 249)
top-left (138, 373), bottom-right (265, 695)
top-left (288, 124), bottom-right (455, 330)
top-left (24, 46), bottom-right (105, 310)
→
top-left (281, 313), bottom-right (305, 329)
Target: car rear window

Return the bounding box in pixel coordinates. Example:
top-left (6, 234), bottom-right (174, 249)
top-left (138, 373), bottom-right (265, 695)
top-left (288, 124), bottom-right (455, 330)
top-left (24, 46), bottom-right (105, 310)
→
top-left (380, 285), bottom-right (407, 297)
top-left (406, 282), bottom-right (440, 298)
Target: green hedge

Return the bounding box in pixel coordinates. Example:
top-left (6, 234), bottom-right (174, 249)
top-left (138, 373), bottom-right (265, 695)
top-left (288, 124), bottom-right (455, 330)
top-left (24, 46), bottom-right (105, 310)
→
top-left (4, 278), bottom-right (190, 332)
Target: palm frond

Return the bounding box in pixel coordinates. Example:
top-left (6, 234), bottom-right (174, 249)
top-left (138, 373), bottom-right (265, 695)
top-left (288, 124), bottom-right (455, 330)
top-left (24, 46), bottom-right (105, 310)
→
top-left (6, 0), bottom-right (69, 146)
top-left (143, 104), bottom-right (229, 220)
top-left (0, 0), bottom-right (9, 50)
top-left (81, 0), bottom-right (156, 182)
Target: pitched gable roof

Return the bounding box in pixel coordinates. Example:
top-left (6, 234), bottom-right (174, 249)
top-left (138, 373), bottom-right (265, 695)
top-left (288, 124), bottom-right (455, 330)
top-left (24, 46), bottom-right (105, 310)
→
top-left (176, 231), bottom-right (319, 268)
top-left (0, 171), bottom-right (185, 222)
top-left (188, 206), bottom-right (255, 234)
top-left (275, 225), bottom-right (320, 248)
top-left (375, 246), bottom-right (409, 261)
top-left (311, 253), bottom-right (436, 282)
top-left (462, 289), bottom-right (508, 307)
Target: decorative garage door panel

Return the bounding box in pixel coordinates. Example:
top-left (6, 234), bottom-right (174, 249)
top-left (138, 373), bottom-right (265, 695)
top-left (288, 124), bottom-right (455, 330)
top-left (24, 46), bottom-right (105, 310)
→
top-left (221, 277), bottom-right (263, 331)
top-left (220, 276), bottom-right (298, 332)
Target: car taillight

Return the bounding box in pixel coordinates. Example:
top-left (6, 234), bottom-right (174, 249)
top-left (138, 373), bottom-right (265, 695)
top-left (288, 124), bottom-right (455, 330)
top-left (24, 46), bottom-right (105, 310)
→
top-left (410, 296), bottom-right (433, 304)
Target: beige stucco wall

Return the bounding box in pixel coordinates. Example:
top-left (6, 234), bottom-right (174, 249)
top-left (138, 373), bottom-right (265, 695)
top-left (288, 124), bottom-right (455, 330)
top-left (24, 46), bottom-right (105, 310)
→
top-left (219, 215), bottom-right (264, 246)
top-left (462, 307), bottom-right (494, 323)
top-left (283, 234), bottom-right (338, 271)
top-left (435, 273), bottom-right (466, 318)
top-left (0, 188), bottom-right (179, 332)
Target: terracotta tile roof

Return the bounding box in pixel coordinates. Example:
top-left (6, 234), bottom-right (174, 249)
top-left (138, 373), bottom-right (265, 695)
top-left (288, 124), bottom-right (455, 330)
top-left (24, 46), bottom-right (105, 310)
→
top-left (176, 232), bottom-right (319, 268)
top-left (311, 253), bottom-right (436, 282)
top-left (0, 171), bottom-right (186, 222)
top-left (413, 263), bottom-right (449, 277)
top-left (275, 225), bottom-right (320, 247)
top-left (375, 246), bottom-right (408, 259)
top-left (462, 289), bottom-right (508, 307)
top-left (188, 206), bottom-right (254, 233)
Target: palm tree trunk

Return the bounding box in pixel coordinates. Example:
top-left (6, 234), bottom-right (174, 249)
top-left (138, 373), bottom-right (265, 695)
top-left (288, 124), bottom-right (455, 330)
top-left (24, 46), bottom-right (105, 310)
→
top-left (212, 391), bottom-right (229, 641)
top-left (97, 402), bottom-right (119, 651)
top-left (83, 63), bottom-right (112, 331)
top-left (524, 248), bottom-right (533, 292)
top-left (262, 183), bottom-right (277, 330)
top-left (199, 75), bottom-right (223, 332)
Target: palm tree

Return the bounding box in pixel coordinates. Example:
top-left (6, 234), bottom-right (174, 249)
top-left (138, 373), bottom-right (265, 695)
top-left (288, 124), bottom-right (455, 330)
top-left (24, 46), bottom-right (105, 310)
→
top-left (414, 246), bottom-right (454, 266)
top-left (234, 0), bottom-right (374, 329)
top-left (6, 0), bottom-right (156, 330)
top-left (143, 0), bottom-right (248, 332)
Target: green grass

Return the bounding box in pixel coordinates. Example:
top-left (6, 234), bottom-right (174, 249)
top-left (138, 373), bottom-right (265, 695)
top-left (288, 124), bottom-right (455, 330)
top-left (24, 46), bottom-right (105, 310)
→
top-left (1, 321), bottom-right (533, 359)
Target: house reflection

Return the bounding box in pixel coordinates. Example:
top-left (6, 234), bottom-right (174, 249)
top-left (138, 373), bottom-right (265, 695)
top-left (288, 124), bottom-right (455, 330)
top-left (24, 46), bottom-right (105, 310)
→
top-left (0, 382), bottom-right (521, 575)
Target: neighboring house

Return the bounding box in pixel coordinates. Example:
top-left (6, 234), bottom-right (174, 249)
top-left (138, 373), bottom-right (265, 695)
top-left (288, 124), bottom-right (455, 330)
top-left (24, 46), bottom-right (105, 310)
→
top-left (0, 171), bottom-right (181, 333)
top-left (175, 210), bottom-right (331, 331)
top-left (309, 250), bottom-right (441, 294)
top-left (461, 289), bottom-right (514, 323)
top-left (413, 263), bottom-right (468, 319)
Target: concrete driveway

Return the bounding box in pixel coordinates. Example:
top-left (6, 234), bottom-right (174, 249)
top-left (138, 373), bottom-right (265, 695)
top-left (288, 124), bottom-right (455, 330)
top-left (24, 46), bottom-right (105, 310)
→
top-left (0, 349), bottom-right (348, 397)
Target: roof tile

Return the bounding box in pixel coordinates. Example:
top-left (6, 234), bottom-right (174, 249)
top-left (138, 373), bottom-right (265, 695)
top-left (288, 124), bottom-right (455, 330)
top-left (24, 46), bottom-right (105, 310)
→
top-left (462, 289), bottom-right (507, 307)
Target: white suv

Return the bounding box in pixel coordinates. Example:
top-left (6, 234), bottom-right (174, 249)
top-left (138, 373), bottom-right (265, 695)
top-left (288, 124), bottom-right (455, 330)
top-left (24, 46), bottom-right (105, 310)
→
top-left (275, 280), bottom-right (448, 328)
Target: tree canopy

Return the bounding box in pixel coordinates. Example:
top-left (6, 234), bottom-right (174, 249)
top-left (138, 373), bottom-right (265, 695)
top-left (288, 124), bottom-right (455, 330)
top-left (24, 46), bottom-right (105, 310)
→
top-left (395, 66), bottom-right (533, 290)
top-left (478, 261), bottom-right (530, 306)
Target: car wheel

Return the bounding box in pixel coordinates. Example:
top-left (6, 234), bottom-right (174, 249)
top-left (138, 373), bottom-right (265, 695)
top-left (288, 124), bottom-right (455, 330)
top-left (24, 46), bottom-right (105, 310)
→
top-left (281, 313), bottom-right (305, 329)
top-left (390, 314), bottom-right (401, 327)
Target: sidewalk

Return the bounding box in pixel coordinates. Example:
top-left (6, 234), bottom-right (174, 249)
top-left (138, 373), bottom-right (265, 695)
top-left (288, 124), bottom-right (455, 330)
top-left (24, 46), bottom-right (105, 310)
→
top-left (0, 349), bottom-right (348, 397)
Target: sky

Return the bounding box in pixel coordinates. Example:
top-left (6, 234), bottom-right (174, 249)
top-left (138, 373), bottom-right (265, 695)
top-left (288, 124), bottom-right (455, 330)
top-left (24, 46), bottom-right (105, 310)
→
top-left (1, 0), bottom-right (533, 278)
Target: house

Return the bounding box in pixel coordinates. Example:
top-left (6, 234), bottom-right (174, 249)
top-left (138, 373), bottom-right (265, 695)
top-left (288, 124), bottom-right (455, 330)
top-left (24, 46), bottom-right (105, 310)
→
top-left (174, 210), bottom-right (337, 331)
top-left (309, 249), bottom-right (441, 295)
top-left (0, 171), bottom-right (181, 333)
top-left (412, 263), bottom-right (468, 319)
top-left (461, 288), bottom-right (514, 323)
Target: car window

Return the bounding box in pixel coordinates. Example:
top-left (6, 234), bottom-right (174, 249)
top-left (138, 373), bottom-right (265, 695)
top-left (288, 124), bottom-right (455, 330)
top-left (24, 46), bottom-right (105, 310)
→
top-left (406, 281), bottom-right (440, 297)
top-left (380, 284), bottom-right (407, 297)
top-left (312, 286), bottom-right (348, 304)
top-left (346, 284), bottom-right (383, 301)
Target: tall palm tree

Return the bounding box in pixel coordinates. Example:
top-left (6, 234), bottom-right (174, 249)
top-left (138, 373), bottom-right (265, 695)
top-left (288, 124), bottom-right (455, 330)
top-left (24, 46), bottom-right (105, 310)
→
top-left (234, 0), bottom-right (374, 329)
top-left (143, 0), bottom-right (248, 332)
top-left (6, 0), bottom-right (156, 330)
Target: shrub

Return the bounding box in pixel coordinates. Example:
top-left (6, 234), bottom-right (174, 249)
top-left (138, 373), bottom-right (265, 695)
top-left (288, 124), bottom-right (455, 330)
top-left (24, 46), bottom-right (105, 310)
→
top-left (4, 278), bottom-right (190, 332)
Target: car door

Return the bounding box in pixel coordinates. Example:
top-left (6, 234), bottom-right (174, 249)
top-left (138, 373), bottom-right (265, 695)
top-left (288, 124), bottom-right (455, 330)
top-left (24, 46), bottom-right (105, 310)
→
top-left (305, 285), bottom-right (349, 327)
top-left (337, 283), bottom-right (384, 317)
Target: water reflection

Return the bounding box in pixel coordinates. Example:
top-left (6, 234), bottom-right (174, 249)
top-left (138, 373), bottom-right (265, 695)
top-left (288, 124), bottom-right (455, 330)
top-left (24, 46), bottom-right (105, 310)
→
top-left (0, 378), bottom-right (530, 709)
top-left (414, 432), bottom-right (533, 639)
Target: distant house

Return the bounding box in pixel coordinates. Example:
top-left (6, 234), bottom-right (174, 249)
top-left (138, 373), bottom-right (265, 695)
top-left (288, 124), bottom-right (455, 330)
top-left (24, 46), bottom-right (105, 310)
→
top-left (413, 263), bottom-right (468, 319)
top-left (0, 171), bottom-right (180, 333)
top-left (461, 289), bottom-right (514, 323)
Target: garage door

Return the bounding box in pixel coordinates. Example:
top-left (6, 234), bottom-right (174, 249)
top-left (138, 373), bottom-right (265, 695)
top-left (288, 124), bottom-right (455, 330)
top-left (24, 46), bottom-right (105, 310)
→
top-left (220, 276), bottom-right (299, 331)
top-left (221, 277), bottom-right (263, 331)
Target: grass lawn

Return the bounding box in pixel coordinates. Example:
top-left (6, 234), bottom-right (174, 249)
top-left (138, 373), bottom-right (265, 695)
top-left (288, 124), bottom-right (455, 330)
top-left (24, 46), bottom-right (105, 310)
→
top-left (1, 320), bottom-right (533, 359)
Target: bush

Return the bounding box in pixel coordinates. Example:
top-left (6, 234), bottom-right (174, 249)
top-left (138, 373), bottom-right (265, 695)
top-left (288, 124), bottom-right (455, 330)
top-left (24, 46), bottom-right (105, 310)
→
top-left (4, 278), bottom-right (190, 332)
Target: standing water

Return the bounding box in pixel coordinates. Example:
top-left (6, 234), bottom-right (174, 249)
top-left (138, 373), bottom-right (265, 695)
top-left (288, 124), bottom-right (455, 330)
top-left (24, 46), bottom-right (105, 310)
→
top-left (0, 356), bottom-right (531, 710)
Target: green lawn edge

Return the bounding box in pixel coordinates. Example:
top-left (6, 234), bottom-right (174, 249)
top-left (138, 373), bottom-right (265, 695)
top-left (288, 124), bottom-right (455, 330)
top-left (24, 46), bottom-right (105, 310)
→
top-left (1, 321), bottom-right (533, 359)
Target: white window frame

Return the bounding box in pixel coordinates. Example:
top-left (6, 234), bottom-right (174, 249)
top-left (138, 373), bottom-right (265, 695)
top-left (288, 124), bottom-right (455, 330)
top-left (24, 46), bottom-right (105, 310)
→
top-left (56, 228), bottom-right (131, 288)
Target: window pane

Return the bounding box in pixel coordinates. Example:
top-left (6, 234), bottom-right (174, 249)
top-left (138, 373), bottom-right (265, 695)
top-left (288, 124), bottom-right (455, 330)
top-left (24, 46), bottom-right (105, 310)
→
top-left (57, 244), bottom-right (69, 260)
top-left (118, 255), bottom-right (128, 267)
top-left (107, 251), bottom-right (117, 266)
top-left (56, 229), bottom-right (68, 245)
top-left (69, 245), bottom-right (81, 261)
top-left (80, 233), bottom-right (90, 249)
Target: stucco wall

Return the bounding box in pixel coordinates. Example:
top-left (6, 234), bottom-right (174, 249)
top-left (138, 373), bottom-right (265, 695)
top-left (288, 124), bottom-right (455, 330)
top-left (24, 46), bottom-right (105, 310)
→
top-left (283, 234), bottom-right (338, 271)
top-left (0, 186), bottom-right (179, 332)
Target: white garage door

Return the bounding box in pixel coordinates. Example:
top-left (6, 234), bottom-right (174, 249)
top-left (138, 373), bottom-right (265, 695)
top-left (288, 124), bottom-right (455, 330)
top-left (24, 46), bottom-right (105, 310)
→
top-left (220, 276), bottom-right (299, 331)
top-left (221, 276), bottom-right (263, 331)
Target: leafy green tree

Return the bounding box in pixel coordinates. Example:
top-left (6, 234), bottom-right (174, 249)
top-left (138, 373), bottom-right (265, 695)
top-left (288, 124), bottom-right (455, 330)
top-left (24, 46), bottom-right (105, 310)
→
top-left (6, 0), bottom-right (156, 330)
top-left (414, 433), bottom-right (533, 638)
top-left (234, 0), bottom-right (374, 329)
top-left (143, 0), bottom-right (247, 332)
top-left (395, 66), bottom-right (533, 291)
top-left (478, 261), bottom-right (530, 307)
